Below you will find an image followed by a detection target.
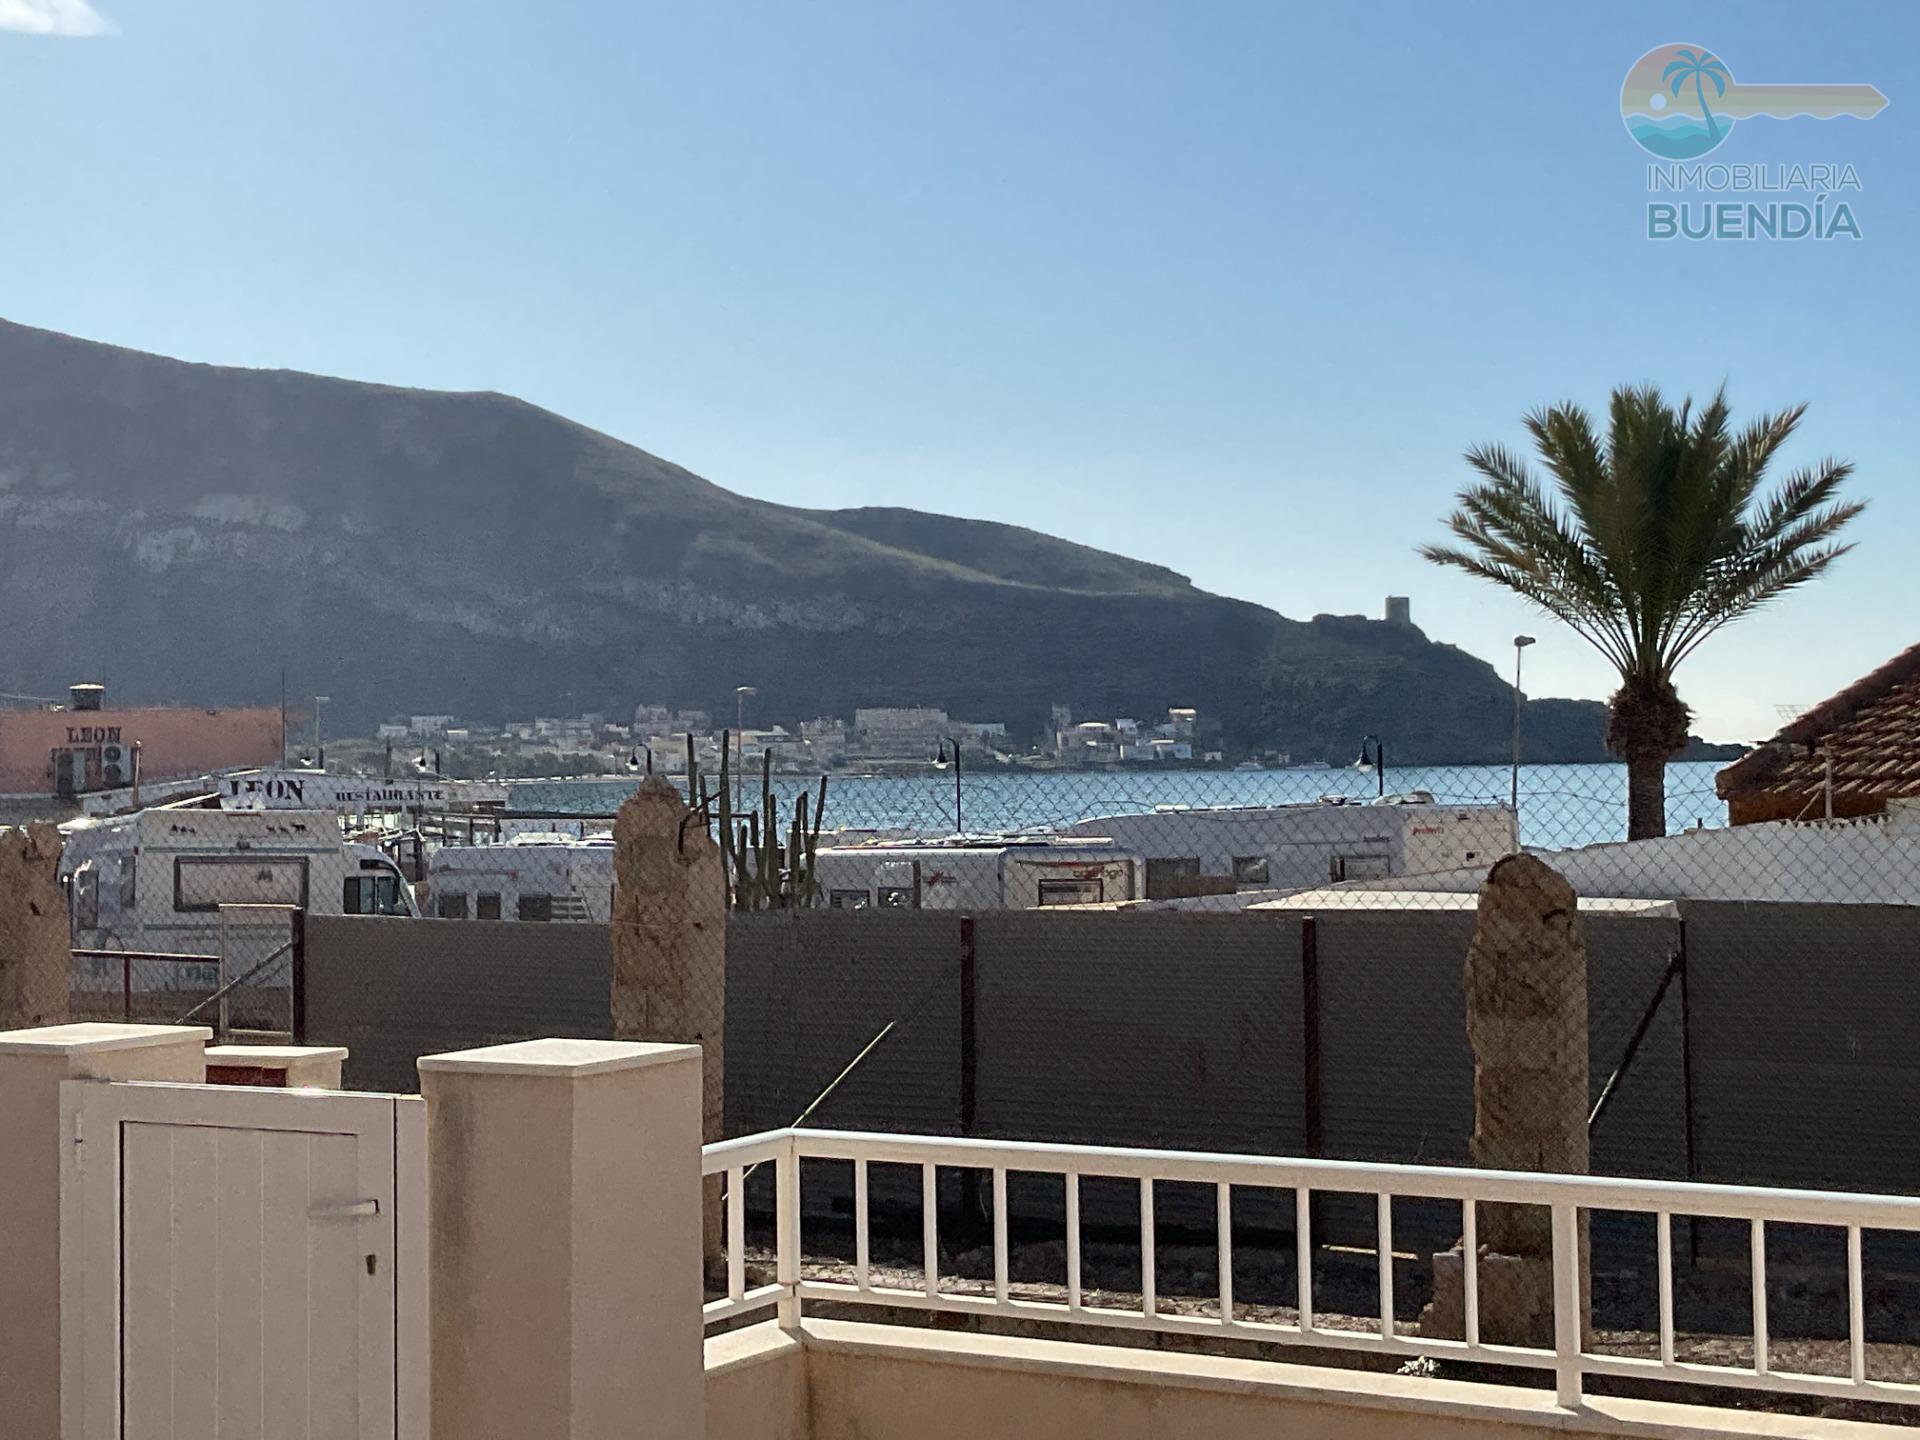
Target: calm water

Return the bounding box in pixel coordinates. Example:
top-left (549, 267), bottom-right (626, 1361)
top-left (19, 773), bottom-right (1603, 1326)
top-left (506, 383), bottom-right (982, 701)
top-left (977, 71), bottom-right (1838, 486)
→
top-left (511, 760), bottom-right (1729, 851)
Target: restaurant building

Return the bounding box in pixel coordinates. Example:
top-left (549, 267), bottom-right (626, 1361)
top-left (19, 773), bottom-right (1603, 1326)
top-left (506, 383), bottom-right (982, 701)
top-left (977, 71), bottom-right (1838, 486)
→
top-left (0, 683), bottom-right (282, 798)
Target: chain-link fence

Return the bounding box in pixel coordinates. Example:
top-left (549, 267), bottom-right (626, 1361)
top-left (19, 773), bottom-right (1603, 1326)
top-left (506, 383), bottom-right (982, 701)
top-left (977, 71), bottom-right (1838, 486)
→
top-left (57, 757), bottom-right (1920, 1406)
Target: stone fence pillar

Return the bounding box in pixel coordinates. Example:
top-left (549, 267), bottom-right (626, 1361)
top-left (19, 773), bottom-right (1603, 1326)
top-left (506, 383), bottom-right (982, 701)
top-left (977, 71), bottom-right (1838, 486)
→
top-left (1423, 854), bottom-right (1591, 1347)
top-left (0, 823), bottom-right (71, 1031)
top-left (610, 775), bottom-right (726, 1254)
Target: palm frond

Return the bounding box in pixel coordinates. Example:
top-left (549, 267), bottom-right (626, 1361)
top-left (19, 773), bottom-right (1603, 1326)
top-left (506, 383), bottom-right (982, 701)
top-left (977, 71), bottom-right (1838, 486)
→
top-left (1424, 385), bottom-right (1864, 691)
top-left (1670, 541), bottom-right (1858, 667)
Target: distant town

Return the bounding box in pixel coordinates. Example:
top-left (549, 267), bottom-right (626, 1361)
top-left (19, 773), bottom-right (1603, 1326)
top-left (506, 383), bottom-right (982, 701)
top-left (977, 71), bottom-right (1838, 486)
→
top-left (336, 702), bottom-right (1238, 780)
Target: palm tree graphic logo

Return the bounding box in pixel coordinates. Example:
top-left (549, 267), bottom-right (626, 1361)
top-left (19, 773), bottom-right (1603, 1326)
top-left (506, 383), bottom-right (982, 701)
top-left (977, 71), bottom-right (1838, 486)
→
top-left (1619, 43), bottom-right (1888, 160)
top-left (1663, 49), bottom-right (1730, 148)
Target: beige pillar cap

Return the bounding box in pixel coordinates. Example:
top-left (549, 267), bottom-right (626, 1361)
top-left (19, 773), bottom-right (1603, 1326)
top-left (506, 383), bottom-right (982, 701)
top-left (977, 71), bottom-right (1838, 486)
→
top-left (0, 1022), bottom-right (213, 1055)
top-left (418, 1037), bottom-right (700, 1078)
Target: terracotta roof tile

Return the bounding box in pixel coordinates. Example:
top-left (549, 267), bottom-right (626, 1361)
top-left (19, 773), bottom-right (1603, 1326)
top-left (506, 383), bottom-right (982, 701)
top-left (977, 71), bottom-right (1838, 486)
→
top-left (1718, 642), bottom-right (1920, 804)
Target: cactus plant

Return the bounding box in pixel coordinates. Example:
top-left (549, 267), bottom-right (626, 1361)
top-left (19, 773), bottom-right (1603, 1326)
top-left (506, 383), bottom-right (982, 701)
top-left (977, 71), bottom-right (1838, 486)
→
top-left (690, 730), bottom-right (827, 910)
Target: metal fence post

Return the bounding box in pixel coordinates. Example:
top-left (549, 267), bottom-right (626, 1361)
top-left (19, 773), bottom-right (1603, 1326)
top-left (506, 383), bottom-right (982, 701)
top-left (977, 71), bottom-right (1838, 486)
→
top-left (1300, 914), bottom-right (1328, 1256)
top-left (1677, 917), bottom-right (1697, 1182)
top-left (959, 914), bottom-right (977, 1137)
top-left (1301, 915), bottom-right (1322, 1159)
top-left (1676, 917), bottom-right (1699, 1267)
top-left (215, 906), bottom-right (230, 1042)
top-left (290, 907), bottom-right (308, 1045)
top-left (957, 913), bottom-right (989, 1234)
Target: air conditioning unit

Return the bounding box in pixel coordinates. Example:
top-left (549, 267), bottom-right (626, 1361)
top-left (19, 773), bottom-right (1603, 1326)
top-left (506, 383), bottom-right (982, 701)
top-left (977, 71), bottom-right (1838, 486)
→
top-left (101, 744), bottom-right (128, 788)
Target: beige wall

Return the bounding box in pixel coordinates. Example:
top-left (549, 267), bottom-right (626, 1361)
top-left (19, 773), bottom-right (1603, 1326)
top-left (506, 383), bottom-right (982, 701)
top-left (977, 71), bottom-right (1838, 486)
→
top-left (710, 1320), bottom-right (1909, 1440)
top-left (0, 1023), bottom-right (209, 1440)
top-left (707, 1327), bottom-right (807, 1440)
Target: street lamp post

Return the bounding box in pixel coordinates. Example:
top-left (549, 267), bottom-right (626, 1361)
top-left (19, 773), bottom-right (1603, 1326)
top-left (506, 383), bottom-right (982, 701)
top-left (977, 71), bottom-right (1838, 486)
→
top-left (313, 695), bottom-right (330, 772)
top-left (1510, 637), bottom-right (1536, 820)
top-left (943, 736), bottom-right (964, 833)
top-left (1356, 734), bottom-right (1386, 797)
top-left (734, 686), bottom-right (756, 805)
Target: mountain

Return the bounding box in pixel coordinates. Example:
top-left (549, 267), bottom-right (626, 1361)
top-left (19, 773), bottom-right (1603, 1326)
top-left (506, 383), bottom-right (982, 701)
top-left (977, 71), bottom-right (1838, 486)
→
top-left (0, 316), bottom-right (1698, 763)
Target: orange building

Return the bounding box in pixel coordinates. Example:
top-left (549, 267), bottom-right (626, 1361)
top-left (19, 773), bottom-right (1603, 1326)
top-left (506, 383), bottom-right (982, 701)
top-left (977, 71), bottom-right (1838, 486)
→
top-left (0, 684), bottom-right (282, 798)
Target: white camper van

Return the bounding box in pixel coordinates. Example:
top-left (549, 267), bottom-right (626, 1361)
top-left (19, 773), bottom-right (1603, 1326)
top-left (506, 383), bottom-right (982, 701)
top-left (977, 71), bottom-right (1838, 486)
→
top-left (61, 805), bottom-right (419, 1004)
top-left (424, 834), bottom-right (616, 922)
top-left (62, 806), bottom-right (420, 947)
top-left (1057, 795), bottom-right (1517, 901)
top-left (811, 839), bottom-right (1140, 911)
top-left (422, 833), bottom-right (1139, 918)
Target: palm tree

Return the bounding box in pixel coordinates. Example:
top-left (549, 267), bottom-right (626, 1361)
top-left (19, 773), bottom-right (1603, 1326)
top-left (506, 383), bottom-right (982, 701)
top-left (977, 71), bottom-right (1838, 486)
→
top-left (1663, 49), bottom-right (1730, 144)
top-left (1422, 386), bottom-right (1863, 840)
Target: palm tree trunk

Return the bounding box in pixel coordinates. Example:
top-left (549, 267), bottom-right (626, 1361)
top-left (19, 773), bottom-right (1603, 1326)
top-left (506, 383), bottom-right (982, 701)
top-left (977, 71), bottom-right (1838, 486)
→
top-left (1608, 678), bottom-right (1689, 843)
top-left (1625, 749), bottom-right (1668, 841)
top-left (1694, 74), bottom-right (1721, 141)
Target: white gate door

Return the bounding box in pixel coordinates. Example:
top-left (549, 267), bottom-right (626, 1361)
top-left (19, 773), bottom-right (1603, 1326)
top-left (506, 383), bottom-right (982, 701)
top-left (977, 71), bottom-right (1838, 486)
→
top-left (60, 1081), bottom-right (427, 1440)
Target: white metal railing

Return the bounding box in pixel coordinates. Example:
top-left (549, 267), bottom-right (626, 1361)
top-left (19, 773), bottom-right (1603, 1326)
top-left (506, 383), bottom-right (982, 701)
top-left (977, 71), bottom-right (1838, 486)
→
top-left (703, 1127), bottom-right (1920, 1410)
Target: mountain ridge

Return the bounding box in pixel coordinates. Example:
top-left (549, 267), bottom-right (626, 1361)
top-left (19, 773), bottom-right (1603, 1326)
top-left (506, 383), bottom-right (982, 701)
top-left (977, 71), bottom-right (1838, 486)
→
top-left (0, 315), bottom-right (1692, 763)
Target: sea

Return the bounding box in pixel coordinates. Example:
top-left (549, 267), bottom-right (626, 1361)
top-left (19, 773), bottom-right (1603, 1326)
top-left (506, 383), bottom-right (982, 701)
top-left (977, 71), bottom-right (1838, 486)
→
top-left (510, 760), bottom-right (1730, 852)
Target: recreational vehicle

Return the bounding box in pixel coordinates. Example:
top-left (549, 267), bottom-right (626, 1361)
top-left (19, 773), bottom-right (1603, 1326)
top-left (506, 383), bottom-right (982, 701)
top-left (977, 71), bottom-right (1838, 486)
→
top-left (61, 805), bottom-right (419, 1002)
top-left (811, 838), bottom-right (1140, 911)
top-left (424, 833), bottom-right (616, 922)
top-left (1057, 794), bottom-right (1516, 900)
top-left (422, 834), bottom-right (1140, 919)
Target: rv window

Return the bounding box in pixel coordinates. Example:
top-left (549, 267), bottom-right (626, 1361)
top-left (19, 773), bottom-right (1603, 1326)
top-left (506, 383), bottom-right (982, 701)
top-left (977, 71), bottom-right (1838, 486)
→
top-left (476, 893), bottom-right (502, 920)
top-left (518, 894), bottom-right (553, 922)
top-left (1232, 855), bottom-right (1270, 886)
top-left (875, 886), bottom-right (915, 909)
top-left (117, 855), bottom-right (136, 909)
top-left (175, 856), bottom-right (308, 912)
top-left (437, 893), bottom-right (469, 919)
top-left (1142, 857), bottom-right (1202, 901)
top-left (373, 874), bottom-right (409, 916)
top-left (74, 867), bottom-right (100, 931)
top-left (1330, 853), bottom-right (1392, 882)
top-left (1037, 878), bottom-right (1103, 906)
top-left (829, 889), bottom-right (872, 910)
top-left (342, 874), bottom-right (408, 916)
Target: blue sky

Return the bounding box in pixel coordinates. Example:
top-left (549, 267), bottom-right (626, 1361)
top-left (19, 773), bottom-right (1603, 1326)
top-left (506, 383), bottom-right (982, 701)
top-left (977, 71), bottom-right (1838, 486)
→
top-left (3, 1), bottom-right (1913, 741)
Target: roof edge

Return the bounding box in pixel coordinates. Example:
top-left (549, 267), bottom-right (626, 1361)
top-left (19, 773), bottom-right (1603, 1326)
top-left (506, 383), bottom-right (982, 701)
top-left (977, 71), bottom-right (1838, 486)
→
top-left (1718, 640), bottom-right (1920, 798)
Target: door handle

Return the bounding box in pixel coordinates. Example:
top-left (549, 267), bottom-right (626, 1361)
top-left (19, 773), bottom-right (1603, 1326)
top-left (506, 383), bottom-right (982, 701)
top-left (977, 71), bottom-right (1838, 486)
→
top-left (309, 1199), bottom-right (380, 1221)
